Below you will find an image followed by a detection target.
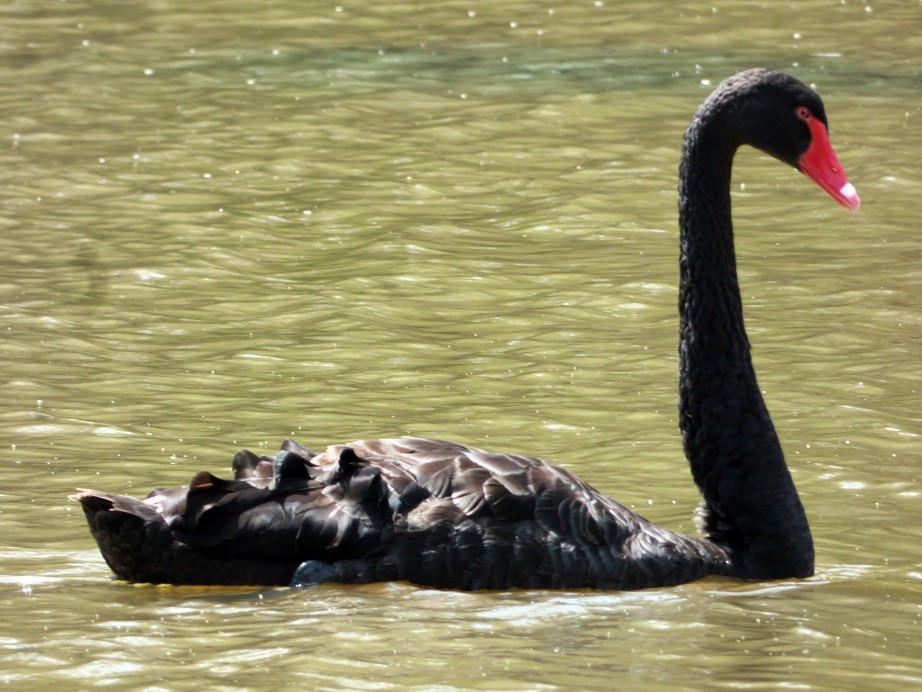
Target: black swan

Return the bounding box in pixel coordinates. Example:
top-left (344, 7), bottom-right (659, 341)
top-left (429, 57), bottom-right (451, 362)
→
top-left (72, 69), bottom-right (859, 590)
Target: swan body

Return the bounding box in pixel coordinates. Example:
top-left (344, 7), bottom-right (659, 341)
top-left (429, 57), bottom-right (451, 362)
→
top-left (73, 69), bottom-right (858, 590)
top-left (75, 438), bottom-right (730, 588)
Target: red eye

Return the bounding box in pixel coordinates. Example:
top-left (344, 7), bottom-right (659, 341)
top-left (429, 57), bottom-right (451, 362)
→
top-left (796, 106), bottom-right (812, 120)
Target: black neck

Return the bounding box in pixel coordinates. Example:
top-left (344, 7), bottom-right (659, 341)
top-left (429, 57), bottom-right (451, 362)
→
top-left (677, 111), bottom-right (814, 578)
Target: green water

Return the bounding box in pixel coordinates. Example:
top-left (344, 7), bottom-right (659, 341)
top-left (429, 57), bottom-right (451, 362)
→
top-left (1, 1), bottom-right (919, 688)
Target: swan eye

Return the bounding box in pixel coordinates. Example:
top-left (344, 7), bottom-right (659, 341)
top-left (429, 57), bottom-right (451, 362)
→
top-left (796, 106), bottom-right (812, 121)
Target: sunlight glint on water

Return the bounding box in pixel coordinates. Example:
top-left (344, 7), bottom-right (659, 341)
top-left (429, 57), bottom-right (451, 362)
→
top-left (0, 0), bottom-right (919, 688)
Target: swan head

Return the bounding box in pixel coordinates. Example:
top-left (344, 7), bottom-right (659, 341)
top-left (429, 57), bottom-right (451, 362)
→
top-left (716, 69), bottom-right (860, 212)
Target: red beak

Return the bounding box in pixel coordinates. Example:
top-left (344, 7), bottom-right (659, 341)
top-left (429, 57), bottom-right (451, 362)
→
top-left (798, 115), bottom-right (860, 211)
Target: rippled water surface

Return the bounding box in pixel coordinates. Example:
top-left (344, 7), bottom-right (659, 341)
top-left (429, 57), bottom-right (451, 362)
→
top-left (1, 0), bottom-right (920, 688)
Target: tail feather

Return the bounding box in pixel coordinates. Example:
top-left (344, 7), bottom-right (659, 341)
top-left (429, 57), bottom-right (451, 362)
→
top-left (70, 490), bottom-right (298, 585)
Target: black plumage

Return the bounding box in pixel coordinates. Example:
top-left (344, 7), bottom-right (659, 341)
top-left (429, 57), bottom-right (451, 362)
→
top-left (73, 69), bottom-right (858, 590)
top-left (75, 438), bottom-right (729, 588)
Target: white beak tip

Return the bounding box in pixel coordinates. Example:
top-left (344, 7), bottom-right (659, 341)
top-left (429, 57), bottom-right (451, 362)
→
top-left (840, 183), bottom-right (860, 211)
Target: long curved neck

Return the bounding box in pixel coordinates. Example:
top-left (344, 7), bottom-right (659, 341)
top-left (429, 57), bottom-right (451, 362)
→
top-left (677, 112), bottom-right (814, 579)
